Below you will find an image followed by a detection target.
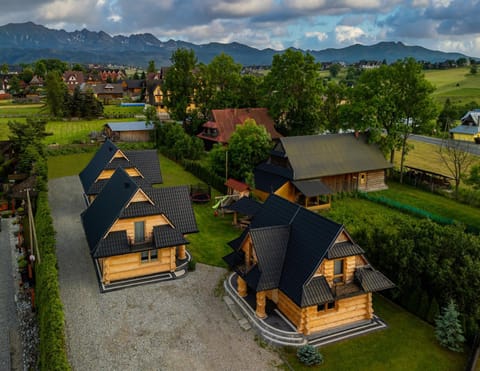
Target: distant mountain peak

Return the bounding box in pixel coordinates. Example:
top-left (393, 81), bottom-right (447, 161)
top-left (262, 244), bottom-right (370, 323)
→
top-left (0, 21), bottom-right (472, 67)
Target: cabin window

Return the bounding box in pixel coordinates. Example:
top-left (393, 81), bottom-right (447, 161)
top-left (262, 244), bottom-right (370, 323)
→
top-left (333, 259), bottom-right (345, 284)
top-left (134, 221), bottom-right (145, 243)
top-left (141, 250), bottom-right (158, 263)
top-left (141, 251), bottom-right (149, 262)
top-left (317, 301), bottom-right (336, 312)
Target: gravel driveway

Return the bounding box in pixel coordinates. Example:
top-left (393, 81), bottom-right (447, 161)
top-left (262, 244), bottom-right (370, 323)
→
top-left (49, 176), bottom-right (281, 371)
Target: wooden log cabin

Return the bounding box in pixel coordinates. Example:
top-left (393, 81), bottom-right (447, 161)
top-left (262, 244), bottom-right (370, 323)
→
top-left (253, 133), bottom-right (392, 210)
top-left (104, 121), bottom-right (155, 142)
top-left (81, 168), bottom-right (198, 288)
top-left (79, 139), bottom-right (162, 204)
top-left (223, 195), bottom-right (394, 335)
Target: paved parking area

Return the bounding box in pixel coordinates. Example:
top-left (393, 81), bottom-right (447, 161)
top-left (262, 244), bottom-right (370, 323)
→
top-left (49, 176), bottom-right (281, 371)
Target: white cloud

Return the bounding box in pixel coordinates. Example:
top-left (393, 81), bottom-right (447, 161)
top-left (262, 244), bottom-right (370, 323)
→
top-left (335, 25), bottom-right (366, 43)
top-left (108, 14), bottom-right (122, 23)
top-left (212, 0), bottom-right (274, 17)
top-left (305, 31), bottom-right (328, 41)
top-left (39, 0), bottom-right (103, 22)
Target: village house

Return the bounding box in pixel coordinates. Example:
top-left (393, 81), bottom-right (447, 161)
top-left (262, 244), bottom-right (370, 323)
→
top-left (89, 82), bottom-right (124, 104)
top-left (196, 108), bottom-right (282, 149)
top-left (103, 121), bottom-right (154, 142)
top-left (79, 139), bottom-right (162, 204)
top-left (450, 109), bottom-right (480, 142)
top-left (253, 133), bottom-right (392, 210)
top-left (224, 194), bottom-right (394, 337)
top-left (63, 70), bottom-right (85, 92)
top-left (81, 167), bottom-right (198, 291)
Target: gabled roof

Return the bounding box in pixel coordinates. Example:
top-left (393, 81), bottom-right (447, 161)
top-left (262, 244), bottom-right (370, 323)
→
top-left (450, 123), bottom-right (480, 135)
top-left (240, 195), bottom-right (343, 307)
top-left (89, 83), bottom-right (124, 95)
top-left (253, 163), bottom-right (291, 194)
top-left (197, 108), bottom-right (282, 144)
top-left (248, 225), bottom-right (290, 291)
top-left (272, 133), bottom-right (392, 180)
top-left (79, 140), bottom-right (162, 196)
top-left (79, 139), bottom-right (122, 195)
top-left (225, 194), bottom-right (393, 307)
top-left (225, 178), bottom-right (249, 192)
top-left (460, 109), bottom-right (480, 126)
top-left (81, 168), bottom-right (198, 258)
top-left (105, 121), bottom-right (154, 132)
top-left (146, 186), bottom-right (198, 235)
top-left (225, 197), bottom-right (262, 217)
top-left (81, 168), bottom-right (138, 256)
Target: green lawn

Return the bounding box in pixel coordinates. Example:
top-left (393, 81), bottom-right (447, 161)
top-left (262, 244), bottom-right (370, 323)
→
top-left (48, 152), bottom-right (237, 267)
top-left (0, 103), bottom-right (46, 116)
top-left (282, 295), bottom-right (466, 371)
top-left (103, 104), bottom-right (145, 117)
top-left (425, 67), bottom-right (480, 106)
top-left (375, 181), bottom-right (480, 228)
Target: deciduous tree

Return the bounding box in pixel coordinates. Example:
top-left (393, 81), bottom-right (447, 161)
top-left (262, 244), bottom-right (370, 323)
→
top-left (45, 70), bottom-right (66, 117)
top-left (163, 48), bottom-right (197, 121)
top-left (262, 49), bottom-right (323, 136)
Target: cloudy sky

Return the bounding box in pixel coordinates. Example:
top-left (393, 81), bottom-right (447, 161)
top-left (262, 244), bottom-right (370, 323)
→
top-left (3, 0), bottom-right (480, 56)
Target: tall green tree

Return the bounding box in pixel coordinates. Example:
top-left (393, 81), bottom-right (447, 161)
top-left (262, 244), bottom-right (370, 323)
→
top-left (195, 53), bottom-right (242, 116)
top-left (346, 58), bottom-right (436, 174)
top-left (147, 60), bottom-right (156, 73)
top-left (220, 119), bottom-right (272, 181)
top-left (45, 70), bottom-right (67, 117)
top-left (238, 74), bottom-right (263, 108)
top-left (437, 98), bottom-right (458, 133)
top-left (394, 58), bottom-right (436, 182)
top-left (33, 60), bottom-right (47, 78)
top-left (321, 82), bottom-right (348, 133)
top-left (262, 49), bottom-right (323, 136)
top-left (163, 48), bottom-right (197, 121)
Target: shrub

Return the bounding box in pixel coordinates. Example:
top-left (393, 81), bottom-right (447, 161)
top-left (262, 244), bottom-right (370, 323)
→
top-left (188, 258), bottom-right (197, 272)
top-left (435, 299), bottom-right (465, 352)
top-left (296, 344), bottom-right (323, 366)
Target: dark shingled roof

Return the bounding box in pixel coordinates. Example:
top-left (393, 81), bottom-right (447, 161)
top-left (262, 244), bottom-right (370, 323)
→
top-left (355, 266), bottom-right (395, 292)
top-left (328, 242), bottom-right (365, 259)
top-left (249, 225), bottom-right (290, 291)
top-left (279, 133), bottom-right (392, 180)
top-left (153, 225), bottom-right (189, 248)
top-left (225, 197), bottom-right (262, 217)
top-left (302, 276), bottom-right (335, 307)
top-left (79, 140), bottom-right (162, 197)
top-left (81, 168), bottom-right (138, 256)
top-left (81, 168), bottom-right (197, 258)
top-left (79, 139), bottom-right (120, 195)
top-left (146, 186), bottom-right (198, 234)
top-left (292, 179), bottom-right (333, 197)
top-left (254, 163), bottom-right (290, 194)
top-left (224, 194), bottom-right (394, 308)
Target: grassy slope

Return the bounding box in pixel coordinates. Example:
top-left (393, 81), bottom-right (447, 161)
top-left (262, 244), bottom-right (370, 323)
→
top-left (425, 67), bottom-right (480, 106)
top-left (376, 181), bottom-right (480, 228)
top-left (394, 140), bottom-right (479, 177)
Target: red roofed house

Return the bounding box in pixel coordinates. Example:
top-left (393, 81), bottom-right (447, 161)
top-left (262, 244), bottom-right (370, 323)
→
top-left (197, 108), bottom-right (282, 149)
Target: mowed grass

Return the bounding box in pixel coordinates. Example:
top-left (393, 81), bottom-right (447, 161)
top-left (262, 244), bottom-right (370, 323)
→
top-left (0, 103), bottom-right (46, 116)
top-left (376, 181), bottom-right (480, 228)
top-left (282, 295), bottom-right (466, 371)
top-left (393, 140), bottom-right (480, 177)
top-left (425, 67), bottom-right (480, 105)
top-left (48, 151), bottom-right (237, 267)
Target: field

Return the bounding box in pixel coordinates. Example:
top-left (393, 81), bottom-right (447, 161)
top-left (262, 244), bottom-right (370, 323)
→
top-left (424, 67), bottom-right (480, 106)
top-left (394, 139), bottom-right (479, 177)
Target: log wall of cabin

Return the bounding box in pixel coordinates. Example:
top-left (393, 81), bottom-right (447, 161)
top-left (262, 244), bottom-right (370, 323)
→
top-left (99, 247), bottom-right (176, 283)
top-left (276, 290), bottom-right (304, 330)
top-left (97, 167), bottom-right (142, 180)
top-left (301, 293), bottom-right (372, 335)
top-left (118, 131), bottom-right (152, 142)
top-left (109, 214), bottom-right (169, 243)
top-left (364, 170), bottom-right (388, 192)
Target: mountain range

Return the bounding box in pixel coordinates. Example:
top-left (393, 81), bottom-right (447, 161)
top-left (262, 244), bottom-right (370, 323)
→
top-left (0, 22), bottom-right (472, 67)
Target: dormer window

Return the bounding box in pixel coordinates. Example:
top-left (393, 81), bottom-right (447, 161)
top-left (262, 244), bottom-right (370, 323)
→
top-left (333, 259), bottom-right (345, 284)
top-left (134, 221), bottom-right (145, 243)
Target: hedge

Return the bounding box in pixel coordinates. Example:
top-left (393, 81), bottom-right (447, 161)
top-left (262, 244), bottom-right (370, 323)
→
top-left (181, 159), bottom-right (227, 194)
top-left (35, 191), bottom-right (71, 370)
